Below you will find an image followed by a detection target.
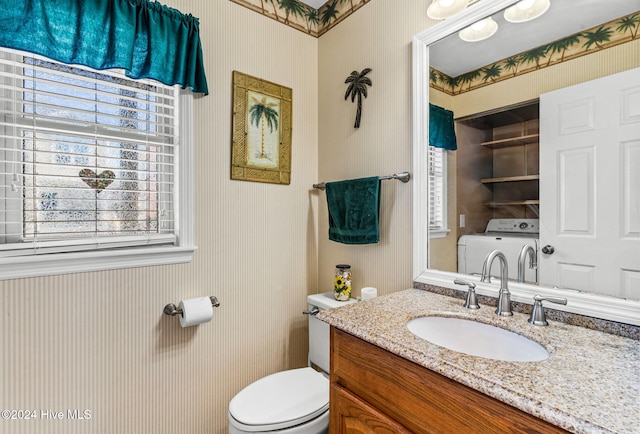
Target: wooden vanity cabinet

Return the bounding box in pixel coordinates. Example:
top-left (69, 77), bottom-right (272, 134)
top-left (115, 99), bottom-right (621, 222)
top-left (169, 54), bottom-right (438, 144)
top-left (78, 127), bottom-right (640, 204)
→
top-left (330, 327), bottom-right (567, 434)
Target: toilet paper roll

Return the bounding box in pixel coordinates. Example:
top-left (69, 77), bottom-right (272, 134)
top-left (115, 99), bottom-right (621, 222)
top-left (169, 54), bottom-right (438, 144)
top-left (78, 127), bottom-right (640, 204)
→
top-left (361, 287), bottom-right (378, 300)
top-left (179, 297), bottom-right (214, 327)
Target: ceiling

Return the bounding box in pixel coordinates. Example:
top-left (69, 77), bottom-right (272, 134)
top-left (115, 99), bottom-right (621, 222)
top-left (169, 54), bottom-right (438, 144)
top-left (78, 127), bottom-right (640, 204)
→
top-left (431, 0), bottom-right (640, 76)
top-left (298, 0), bottom-right (327, 9)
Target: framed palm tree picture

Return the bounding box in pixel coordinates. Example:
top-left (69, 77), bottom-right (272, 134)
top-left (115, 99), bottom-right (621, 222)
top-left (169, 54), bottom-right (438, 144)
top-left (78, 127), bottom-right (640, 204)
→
top-left (231, 71), bottom-right (292, 185)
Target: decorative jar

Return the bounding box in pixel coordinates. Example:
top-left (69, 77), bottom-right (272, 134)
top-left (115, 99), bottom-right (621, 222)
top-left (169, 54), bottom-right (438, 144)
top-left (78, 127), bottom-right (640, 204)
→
top-left (334, 264), bottom-right (352, 301)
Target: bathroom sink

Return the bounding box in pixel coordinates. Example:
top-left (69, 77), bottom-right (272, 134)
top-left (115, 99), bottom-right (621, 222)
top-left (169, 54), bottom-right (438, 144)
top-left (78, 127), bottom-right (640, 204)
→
top-left (407, 316), bottom-right (549, 362)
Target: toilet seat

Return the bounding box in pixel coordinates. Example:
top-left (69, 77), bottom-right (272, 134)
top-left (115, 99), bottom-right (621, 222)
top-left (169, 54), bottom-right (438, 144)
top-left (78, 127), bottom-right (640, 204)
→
top-left (228, 367), bottom-right (329, 432)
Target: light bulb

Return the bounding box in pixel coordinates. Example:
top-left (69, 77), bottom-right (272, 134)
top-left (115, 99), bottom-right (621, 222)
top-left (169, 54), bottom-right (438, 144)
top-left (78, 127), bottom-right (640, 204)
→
top-left (427, 0), bottom-right (468, 20)
top-left (471, 19), bottom-right (488, 31)
top-left (459, 17), bottom-right (498, 42)
top-left (517, 0), bottom-right (535, 10)
top-left (504, 0), bottom-right (550, 23)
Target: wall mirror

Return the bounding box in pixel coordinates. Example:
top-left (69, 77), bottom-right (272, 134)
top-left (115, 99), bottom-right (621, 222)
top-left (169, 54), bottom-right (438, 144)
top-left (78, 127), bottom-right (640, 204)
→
top-left (412, 0), bottom-right (640, 325)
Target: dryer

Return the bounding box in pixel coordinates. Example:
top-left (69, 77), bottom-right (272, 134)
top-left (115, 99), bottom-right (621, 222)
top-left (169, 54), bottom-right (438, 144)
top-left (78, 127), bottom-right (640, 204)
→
top-left (457, 219), bottom-right (539, 283)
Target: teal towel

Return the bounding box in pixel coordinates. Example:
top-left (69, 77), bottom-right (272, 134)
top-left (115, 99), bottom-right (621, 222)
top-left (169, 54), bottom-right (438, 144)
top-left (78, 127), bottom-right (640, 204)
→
top-left (325, 176), bottom-right (380, 245)
top-left (429, 103), bottom-right (457, 150)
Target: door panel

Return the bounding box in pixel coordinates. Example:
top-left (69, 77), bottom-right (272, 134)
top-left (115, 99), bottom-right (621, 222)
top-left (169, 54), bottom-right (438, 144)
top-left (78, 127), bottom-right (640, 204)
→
top-left (558, 147), bottom-right (594, 235)
top-left (622, 141), bottom-right (640, 238)
top-left (540, 67), bottom-right (640, 298)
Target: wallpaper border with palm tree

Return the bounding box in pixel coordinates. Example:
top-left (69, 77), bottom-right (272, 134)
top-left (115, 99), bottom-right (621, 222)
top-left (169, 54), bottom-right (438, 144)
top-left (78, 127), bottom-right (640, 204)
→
top-left (430, 12), bottom-right (640, 96)
top-left (229, 0), bottom-right (372, 37)
top-left (231, 71), bottom-right (293, 185)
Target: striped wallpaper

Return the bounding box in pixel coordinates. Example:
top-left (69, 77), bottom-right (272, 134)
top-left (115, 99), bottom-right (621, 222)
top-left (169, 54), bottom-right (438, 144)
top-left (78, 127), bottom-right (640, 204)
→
top-left (1, 1), bottom-right (637, 433)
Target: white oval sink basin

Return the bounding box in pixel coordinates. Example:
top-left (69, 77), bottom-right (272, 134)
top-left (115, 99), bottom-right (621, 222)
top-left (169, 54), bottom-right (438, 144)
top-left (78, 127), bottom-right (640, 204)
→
top-left (407, 316), bottom-right (549, 362)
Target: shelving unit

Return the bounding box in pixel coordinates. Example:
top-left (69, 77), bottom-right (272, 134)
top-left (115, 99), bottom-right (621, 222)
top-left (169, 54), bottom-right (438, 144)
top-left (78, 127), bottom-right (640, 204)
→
top-left (481, 174), bottom-right (539, 184)
top-left (479, 102), bottom-right (539, 215)
top-left (484, 200), bottom-right (540, 207)
top-left (456, 100), bottom-right (540, 226)
top-left (481, 133), bottom-right (539, 149)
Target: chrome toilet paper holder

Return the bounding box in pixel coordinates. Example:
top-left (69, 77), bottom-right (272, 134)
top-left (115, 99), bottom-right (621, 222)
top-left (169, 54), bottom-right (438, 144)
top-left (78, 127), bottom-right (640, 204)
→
top-left (163, 296), bottom-right (220, 317)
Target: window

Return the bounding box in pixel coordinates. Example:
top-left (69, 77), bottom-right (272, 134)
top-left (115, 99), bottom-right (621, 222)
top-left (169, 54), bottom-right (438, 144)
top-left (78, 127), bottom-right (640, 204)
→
top-left (0, 48), bottom-right (195, 279)
top-left (428, 145), bottom-right (448, 238)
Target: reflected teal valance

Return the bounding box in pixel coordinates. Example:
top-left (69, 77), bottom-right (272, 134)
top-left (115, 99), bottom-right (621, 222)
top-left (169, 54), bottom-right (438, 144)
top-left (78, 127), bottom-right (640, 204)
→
top-left (0, 0), bottom-right (208, 95)
top-left (429, 103), bottom-right (457, 150)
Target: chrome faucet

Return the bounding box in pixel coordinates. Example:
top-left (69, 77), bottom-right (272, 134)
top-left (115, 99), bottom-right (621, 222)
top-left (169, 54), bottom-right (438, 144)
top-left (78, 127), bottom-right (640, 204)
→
top-left (528, 294), bottom-right (567, 326)
top-left (480, 260), bottom-right (492, 283)
top-left (481, 250), bottom-right (513, 316)
top-left (517, 244), bottom-right (537, 283)
top-left (454, 278), bottom-right (480, 309)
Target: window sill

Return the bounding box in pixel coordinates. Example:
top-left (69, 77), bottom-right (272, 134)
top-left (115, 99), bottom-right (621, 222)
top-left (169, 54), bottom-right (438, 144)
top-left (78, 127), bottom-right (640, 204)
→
top-left (0, 245), bottom-right (197, 280)
top-left (429, 229), bottom-right (451, 239)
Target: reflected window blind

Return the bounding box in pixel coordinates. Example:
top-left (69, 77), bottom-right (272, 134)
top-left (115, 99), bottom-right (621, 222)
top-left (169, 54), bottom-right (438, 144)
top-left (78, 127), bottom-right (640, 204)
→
top-left (428, 145), bottom-right (446, 231)
top-left (0, 48), bottom-right (178, 256)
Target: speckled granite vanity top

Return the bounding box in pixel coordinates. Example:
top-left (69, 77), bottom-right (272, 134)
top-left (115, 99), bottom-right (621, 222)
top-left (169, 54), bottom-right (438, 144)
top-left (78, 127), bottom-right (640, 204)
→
top-left (317, 289), bottom-right (640, 434)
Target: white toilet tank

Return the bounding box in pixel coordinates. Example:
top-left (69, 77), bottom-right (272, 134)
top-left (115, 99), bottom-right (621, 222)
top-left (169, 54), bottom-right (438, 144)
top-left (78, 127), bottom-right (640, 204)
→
top-left (307, 292), bottom-right (356, 373)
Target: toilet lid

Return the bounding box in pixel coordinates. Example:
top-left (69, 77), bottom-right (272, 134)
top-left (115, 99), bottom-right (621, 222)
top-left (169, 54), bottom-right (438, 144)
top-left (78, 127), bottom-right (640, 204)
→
top-left (229, 367), bottom-right (329, 430)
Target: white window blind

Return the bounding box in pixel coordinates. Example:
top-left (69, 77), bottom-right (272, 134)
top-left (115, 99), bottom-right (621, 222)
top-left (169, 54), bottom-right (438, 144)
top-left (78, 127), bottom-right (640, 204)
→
top-left (0, 48), bottom-right (178, 258)
top-left (428, 145), bottom-right (446, 232)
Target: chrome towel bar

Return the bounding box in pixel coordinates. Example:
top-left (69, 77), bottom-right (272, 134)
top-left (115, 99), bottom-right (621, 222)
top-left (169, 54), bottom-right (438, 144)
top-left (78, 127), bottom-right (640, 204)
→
top-left (313, 171), bottom-right (410, 190)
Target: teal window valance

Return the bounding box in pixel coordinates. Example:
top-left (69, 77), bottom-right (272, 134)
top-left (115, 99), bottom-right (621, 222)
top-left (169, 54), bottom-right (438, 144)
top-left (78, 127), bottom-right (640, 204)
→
top-left (0, 0), bottom-right (208, 95)
top-left (429, 103), bottom-right (457, 151)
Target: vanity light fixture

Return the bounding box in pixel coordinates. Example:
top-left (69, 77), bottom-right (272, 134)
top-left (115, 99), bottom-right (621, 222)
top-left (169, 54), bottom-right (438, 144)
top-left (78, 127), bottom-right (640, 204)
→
top-left (459, 17), bottom-right (498, 42)
top-left (427, 0), bottom-right (468, 20)
top-left (504, 0), bottom-right (550, 23)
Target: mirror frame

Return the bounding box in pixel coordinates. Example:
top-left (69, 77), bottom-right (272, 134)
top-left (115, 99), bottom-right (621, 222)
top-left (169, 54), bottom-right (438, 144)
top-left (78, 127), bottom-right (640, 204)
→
top-left (411, 0), bottom-right (640, 326)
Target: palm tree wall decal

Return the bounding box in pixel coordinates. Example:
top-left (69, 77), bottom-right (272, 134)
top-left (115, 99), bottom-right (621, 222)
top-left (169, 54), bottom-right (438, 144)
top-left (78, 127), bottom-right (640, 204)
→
top-left (233, 0), bottom-right (372, 36)
top-left (582, 25), bottom-right (613, 50)
top-left (441, 73), bottom-right (460, 94)
top-left (457, 69), bottom-right (481, 93)
top-left (503, 55), bottom-right (521, 77)
top-left (481, 64), bottom-right (502, 83)
top-left (249, 95), bottom-right (279, 160)
top-left (344, 68), bottom-right (372, 129)
top-left (304, 8), bottom-right (319, 33)
top-left (337, 0), bottom-right (355, 13)
top-left (616, 14), bottom-right (639, 39)
top-left (521, 46), bottom-right (549, 69)
top-left (545, 35), bottom-right (580, 66)
top-left (264, 0), bottom-right (280, 22)
top-left (279, 0), bottom-right (305, 24)
top-left (320, 0), bottom-right (339, 25)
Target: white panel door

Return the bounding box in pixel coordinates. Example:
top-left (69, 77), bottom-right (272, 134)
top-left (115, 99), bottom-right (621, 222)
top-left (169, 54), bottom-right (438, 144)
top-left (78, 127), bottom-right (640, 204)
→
top-left (540, 67), bottom-right (640, 299)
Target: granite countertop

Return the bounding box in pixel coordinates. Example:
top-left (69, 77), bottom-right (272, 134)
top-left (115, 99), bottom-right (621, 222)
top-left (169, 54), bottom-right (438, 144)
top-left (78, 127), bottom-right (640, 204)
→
top-left (317, 288), bottom-right (640, 434)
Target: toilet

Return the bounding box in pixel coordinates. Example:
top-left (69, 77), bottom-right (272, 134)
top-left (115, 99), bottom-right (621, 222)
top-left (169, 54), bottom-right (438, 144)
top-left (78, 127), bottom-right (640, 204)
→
top-left (228, 292), bottom-right (355, 433)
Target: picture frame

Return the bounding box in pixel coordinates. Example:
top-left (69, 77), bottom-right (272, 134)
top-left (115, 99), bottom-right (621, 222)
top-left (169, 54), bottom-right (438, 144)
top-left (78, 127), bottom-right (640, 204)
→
top-left (231, 71), bottom-right (292, 185)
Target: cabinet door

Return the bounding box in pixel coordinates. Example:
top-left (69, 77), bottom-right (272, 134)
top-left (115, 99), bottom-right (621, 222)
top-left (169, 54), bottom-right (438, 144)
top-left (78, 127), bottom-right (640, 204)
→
top-left (330, 383), bottom-right (411, 434)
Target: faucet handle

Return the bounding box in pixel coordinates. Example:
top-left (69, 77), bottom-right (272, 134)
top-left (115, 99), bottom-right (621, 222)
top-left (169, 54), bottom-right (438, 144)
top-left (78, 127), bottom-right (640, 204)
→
top-left (454, 279), bottom-right (480, 309)
top-left (528, 294), bottom-right (567, 326)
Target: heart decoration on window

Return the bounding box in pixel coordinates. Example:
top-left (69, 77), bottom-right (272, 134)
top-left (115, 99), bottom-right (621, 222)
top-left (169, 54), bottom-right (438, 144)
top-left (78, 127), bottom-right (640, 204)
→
top-left (79, 169), bottom-right (116, 193)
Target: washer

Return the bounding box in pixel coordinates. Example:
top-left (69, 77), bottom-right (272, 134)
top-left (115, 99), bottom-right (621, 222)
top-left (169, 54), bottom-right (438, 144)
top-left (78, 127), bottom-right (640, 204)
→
top-left (457, 219), bottom-right (539, 283)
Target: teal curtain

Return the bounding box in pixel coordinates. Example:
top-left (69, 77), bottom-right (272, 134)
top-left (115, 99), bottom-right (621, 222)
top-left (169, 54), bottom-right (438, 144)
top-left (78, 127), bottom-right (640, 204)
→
top-left (0, 0), bottom-right (208, 95)
top-left (429, 103), bottom-right (457, 150)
